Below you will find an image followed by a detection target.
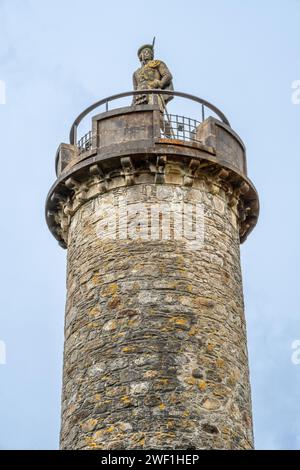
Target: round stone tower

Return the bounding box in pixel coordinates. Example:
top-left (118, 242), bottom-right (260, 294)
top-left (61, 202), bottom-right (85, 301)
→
top-left (46, 90), bottom-right (259, 450)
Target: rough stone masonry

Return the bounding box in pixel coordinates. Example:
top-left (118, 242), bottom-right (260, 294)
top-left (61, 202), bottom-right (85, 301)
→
top-left (46, 101), bottom-right (259, 450)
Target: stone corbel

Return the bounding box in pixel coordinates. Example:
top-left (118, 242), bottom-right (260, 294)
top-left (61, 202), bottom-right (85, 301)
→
top-left (60, 197), bottom-right (75, 227)
top-left (183, 158), bottom-right (200, 187)
top-left (240, 222), bottom-right (250, 241)
top-left (247, 199), bottom-right (259, 217)
top-left (50, 192), bottom-right (70, 220)
top-left (155, 155), bottom-right (167, 184)
top-left (238, 200), bottom-right (248, 223)
top-left (227, 185), bottom-right (238, 209)
top-left (56, 226), bottom-right (68, 247)
top-left (89, 164), bottom-right (107, 193)
top-left (47, 210), bottom-right (56, 227)
top-left (50, 191), bottom-right (65, 205)
top-left (216, 168), bottom-right (230, 181)
top-left (238, 181), bottom-right (250, 196)
top-left (47, 208), bottom-right (68, 246)
top-left (120, 157), bottom-right (135, 186)
top-left (65, 177), bottom-right (87, 203)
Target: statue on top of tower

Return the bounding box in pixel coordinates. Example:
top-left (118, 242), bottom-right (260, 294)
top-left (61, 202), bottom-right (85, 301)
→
top-left (132, 38), bottom-right (174, 109)
top-left (132, 38), bottom-right (174, 137)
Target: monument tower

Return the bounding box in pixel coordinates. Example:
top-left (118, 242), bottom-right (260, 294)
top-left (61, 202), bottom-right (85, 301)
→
top-left (46, 44), bottom-right (259, 449)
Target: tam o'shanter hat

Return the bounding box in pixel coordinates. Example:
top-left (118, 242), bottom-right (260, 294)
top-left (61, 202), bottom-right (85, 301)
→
top-left (137, 37), bottom-right (156, 57)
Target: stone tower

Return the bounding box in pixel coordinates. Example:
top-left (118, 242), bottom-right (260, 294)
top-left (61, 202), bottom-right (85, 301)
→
top-left (46, 86), bottom-right (259, 449)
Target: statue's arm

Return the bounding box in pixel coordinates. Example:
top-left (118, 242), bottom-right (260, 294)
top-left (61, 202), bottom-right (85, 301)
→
top-left (158, 61), bottom-right (173, 89)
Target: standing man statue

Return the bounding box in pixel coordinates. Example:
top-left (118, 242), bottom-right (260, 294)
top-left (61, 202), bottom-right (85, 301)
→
top-left (132, 39), bottom-right (174, 136)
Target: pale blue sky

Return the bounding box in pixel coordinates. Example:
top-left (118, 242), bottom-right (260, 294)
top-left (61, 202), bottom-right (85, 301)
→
top-left (0, 0), bottom-right (299, 449)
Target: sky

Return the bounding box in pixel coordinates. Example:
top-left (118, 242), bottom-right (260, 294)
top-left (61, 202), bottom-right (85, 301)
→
top-left (0, 0), bottom-right (299, 450)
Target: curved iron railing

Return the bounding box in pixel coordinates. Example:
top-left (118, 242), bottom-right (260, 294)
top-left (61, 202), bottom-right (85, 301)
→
top-left (77, 112), bottom-right (204, 155)
top-left (69, 90), bottom-right (230, 145)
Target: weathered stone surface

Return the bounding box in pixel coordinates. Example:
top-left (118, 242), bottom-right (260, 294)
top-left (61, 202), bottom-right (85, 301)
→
top-left (59, 179), bottom-right (254, 450)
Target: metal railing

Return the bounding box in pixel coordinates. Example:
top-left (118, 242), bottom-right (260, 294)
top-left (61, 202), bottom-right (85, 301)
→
top-left (77, 113), bottom-right (203, 152)
top-left (161, 113), bottom-right (201, 143)
top-left (70, 90), bottom-right (230, 146)
top-left (78, 130), bottom-right (92, 154)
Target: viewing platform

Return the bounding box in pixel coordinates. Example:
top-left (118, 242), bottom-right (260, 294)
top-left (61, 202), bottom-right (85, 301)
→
top-left (46, 90), bottom-right (259, 248)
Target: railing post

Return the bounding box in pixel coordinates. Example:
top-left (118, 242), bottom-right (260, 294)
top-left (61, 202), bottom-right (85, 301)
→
top-left (74, 124), bottom-right (77, 146)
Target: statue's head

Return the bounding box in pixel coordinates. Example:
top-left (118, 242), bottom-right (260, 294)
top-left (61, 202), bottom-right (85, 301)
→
top-left (137, 44), bottom-right (154, 63)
